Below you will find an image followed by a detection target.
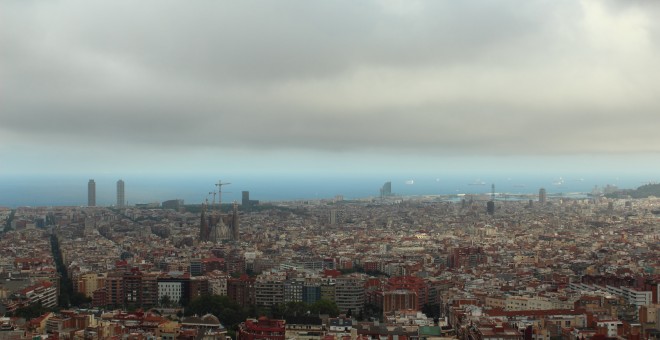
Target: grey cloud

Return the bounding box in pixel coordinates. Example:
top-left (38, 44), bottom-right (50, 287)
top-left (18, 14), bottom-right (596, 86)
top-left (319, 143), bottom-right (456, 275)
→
top-left (3, 88), bottom-right (660, 155)
top-left (3, 1), bottom-right (552, 84)
top-left (1, 0), bottom-right (660, 158)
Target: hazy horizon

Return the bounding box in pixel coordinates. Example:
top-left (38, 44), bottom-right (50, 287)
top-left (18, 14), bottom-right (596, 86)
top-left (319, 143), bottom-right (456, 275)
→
top-left (0, 171), bottom-right (655, 208)
top-left (2, 1), bottom-right (660, 193)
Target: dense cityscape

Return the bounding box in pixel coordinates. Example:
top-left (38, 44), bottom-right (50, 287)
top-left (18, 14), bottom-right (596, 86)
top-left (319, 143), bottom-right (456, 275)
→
top-left (3, 1), bottom-right (660, 340)
top-left (0, 179), bottom-right (658, 340)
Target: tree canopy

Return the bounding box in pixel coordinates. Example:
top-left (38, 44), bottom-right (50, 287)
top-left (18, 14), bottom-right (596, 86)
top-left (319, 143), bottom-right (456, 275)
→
top-left (185, 295), bottom-right (247, 330)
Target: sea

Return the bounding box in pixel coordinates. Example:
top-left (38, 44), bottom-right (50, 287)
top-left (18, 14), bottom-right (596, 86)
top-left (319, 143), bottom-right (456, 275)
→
top-left (0, 173), bottom-right (651, 208)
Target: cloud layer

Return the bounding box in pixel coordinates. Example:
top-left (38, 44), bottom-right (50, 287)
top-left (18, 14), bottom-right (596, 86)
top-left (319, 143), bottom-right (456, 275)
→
top-left (2, 0), bottom-right (660, 162)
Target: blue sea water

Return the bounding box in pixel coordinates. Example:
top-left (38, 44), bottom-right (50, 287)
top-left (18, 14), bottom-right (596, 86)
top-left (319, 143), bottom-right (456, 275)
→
top-left (0, 173), bottom-right (650, 208)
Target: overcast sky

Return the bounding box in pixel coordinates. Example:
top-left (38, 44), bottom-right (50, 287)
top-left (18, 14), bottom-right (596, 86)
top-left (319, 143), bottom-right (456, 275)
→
top-left (2, 0), bottom-right (660, 178)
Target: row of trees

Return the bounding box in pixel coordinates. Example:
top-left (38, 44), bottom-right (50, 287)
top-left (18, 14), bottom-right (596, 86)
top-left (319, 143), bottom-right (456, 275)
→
top-left (12, 302), bottom-right (50, 320)
top-left (183, 294), bottom-right (440, 335)
top-left (184, 295), bottom-right (340, 337)
top-left (10, 236), bottom-right (62, 318)
top-left (339, 264), bottom-right (390, 278)
top-left (50, 234), bottom-right (91, 309)
top-left (0, 233), bottom-right (90, 319)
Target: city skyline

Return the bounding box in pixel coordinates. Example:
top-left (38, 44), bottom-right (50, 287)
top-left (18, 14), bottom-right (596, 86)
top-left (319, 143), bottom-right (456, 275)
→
top-left (1, 1), bottom-right (660, 179)
top-left (0, 173), bottom-right (651, 208)
top-left (2, 1), bottom-right (659, 331)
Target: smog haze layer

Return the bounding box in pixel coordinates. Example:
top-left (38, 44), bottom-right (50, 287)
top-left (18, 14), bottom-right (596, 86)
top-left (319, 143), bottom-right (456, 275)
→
top-left (1, 1), bottom-right (659, 196)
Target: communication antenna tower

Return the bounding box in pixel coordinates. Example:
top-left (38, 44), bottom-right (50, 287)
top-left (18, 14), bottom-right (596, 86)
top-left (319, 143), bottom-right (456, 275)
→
top-left (491, 183), bottom-right (495, 201)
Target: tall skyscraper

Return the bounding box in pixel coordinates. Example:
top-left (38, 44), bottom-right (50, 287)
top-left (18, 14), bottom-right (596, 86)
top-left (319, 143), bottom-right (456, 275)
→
top-left (242, 191), bottom-right (250, 206)
top-left (329, 209), bottom-right (337, 225)
top-left (380, 181), bottom-right (392, 198)
top-left (117, 179), bottom-right (125, 207)
top-left (88, 179), bottom-right (96, 207)
top-left (486, 201), bottom-right (495, 215)
top-left (241, 191), bottom-right (259, 209)
top-left (539, 188), bottom-right (547, 204)
top-left (487, 183), bottom-right (495, 215)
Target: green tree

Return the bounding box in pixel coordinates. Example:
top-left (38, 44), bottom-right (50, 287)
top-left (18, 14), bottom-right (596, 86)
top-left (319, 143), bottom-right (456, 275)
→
top-left (422, 303), bottom-right (440, 318)
top-left (160, 295), bottom-right (173, 307)
top-left (363, 303), bottom-right (382, 321)
top-left (310, 299), bottom-right (339, 317)
top-left (270, 303), bottom-right (285, 319)
top-left (13, 302), bottom-right (48, 319)
top-left (185, 295), bottom-right (247, 331)
top-left (51, 234), bottom-right (74, 308)
top-left (284, 302), bottom-right (309, 318)
top-left (70, 292), bottom-right (92, 307)
top-left (247, 304), bottom-right (269, 318)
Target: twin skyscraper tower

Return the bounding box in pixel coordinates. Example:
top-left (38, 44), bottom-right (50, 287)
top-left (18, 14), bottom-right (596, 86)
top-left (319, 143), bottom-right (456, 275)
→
top-left (87, 179), bottom-right (125, 207)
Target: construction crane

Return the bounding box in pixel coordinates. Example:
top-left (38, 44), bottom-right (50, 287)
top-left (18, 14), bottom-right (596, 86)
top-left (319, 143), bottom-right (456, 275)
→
top-left (209, 191), bottom-right (217, 207)
top-left (215, 180), bottom-right (231, 213)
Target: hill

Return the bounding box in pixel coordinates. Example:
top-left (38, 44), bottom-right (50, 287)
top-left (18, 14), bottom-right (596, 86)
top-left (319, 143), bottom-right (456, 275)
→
top-left (606, 183), bottom-right (660, 199)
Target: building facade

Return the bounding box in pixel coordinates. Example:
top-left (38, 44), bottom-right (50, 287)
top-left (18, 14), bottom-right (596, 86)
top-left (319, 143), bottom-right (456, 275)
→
top-left (88, 179), bottom-right (96, 207)
top-left (237, 317), bottom-right (285, 340)
top-left (116, 179), bottom-right (125, 207)
top-left (539, 188), bottom-right (547, 204)
top-left (334, 276), bottom-right (365, 315)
